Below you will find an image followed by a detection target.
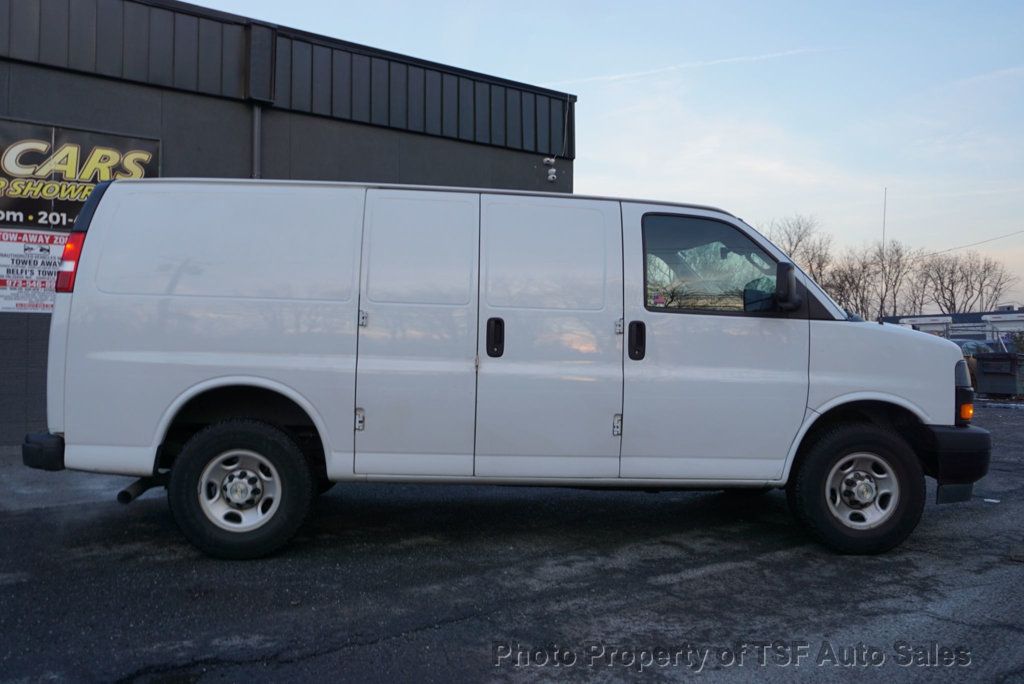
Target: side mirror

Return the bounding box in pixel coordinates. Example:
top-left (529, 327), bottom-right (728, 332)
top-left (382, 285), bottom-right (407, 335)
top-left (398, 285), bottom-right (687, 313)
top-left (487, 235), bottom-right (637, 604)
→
top-left (775, 262), bottom-right (803, 311)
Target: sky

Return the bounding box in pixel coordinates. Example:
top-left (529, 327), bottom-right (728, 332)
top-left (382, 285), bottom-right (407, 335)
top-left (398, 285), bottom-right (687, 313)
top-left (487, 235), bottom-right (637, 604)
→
top-left (193, 0), bottom-right (1024, 302)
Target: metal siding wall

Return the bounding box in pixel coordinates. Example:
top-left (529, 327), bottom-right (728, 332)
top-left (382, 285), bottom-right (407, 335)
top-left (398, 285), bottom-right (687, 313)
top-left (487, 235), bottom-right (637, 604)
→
top-left (172, 13), bottom-right (198, 90)
top-left (220, 23), bottom-right (245, 99)
top-left (311, 45), bottom-right (331, 115)
top-left (506, 89), bottom-right (521, 148)
top-left (351, 53), bottom-right (370, 122)
top-left (10, 0), bottom-right (41, 61)
top-left (68, 0), bottom-right (97, 70)
top-left (39, 0), bottom-right (70, 68)
top-left (407, 65), bottom-right (424, 132)
top-left (7, 61), bottom-right (161, 134)
top-left (122, 1), bottom-right (149, 82)
top-left (389, 62), bottom-right (406, 129)
top-left (535, 95), bottom-right (550, 155)
top-left (521, 91), bottom-right (535, 152)
top-left (424, 69), bottom-right (442, 136)
top-left (147, 7), bottom-right (174, 86)
top-left (273, 36), bottom-right (291, 108)
top-left (566, 101), bottom-right (575, 158)
top-left (160, 90), bottom-right (251, 176)
top-left (290, 40), bottom-right (312, 112)
top-left (457, 77), bottom-right (473, 141)
top-left (95, 0), bottom-right (123, 77)
top-left (246, 24), bottom-right (274, 102)
top-left (196, 18), bottom-right (221, 95)
top-left (474, 82), bottom-right (489, 144)
top-left (550, 98), bottom-right (564, 157)
top-left (490, 85), bottom-right (505, 146)
top-left (0, 61), bottom-right (8, 115)
top-left (0, 0), bottom-right (9, 57)
top-left (3, 0), bottom-right (575, 158)
top-left (370, 57), bottom-right (388, 126)
top-left (331, 50), bottom-right (351, 118)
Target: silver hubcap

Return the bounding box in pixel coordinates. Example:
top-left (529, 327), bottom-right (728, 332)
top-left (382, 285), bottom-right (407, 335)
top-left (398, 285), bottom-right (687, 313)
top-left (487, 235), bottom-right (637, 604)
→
top-left (825, 452), bottom-right (900, 530)
top-left (198, 450), bottom-right (281, 532)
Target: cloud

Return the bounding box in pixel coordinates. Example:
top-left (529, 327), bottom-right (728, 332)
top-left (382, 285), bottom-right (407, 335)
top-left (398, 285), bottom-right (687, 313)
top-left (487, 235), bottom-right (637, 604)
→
top-left (944, 64), bottom-right (1024, 89)
top-left (547, 48), bottom-right (830, 87)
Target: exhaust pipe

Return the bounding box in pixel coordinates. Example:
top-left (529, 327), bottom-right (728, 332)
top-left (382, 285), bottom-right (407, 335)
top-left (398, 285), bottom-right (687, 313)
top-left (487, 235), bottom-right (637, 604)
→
top-left (117, 475), bottom-right (165, 504)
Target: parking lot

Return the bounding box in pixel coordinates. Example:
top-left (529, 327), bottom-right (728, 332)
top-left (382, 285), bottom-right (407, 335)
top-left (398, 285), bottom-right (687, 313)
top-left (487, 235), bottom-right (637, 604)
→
top-left (1, 407), bottom-right (1021, 682)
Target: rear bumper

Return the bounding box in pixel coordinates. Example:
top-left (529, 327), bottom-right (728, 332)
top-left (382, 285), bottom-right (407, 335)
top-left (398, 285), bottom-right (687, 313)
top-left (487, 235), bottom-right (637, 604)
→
top-left (22, 433), bottom-right (65, 471)
top-left (923, 425), bottom-right (990, 503)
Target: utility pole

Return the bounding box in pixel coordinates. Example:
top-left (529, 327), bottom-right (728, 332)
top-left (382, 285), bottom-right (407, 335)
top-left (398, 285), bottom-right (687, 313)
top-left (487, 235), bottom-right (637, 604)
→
top-left (878, 187), bottom-right (888, 324)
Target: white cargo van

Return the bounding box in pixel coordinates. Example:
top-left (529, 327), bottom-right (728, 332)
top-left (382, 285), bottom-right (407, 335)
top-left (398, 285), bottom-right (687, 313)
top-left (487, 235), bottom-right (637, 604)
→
top-left (23, 179), bottom-right (990, 559)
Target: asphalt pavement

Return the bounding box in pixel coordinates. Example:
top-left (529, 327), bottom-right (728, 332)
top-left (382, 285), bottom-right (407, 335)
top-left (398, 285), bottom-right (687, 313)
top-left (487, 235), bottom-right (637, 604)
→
top-left (1, 407), bottom-right (1021, 682)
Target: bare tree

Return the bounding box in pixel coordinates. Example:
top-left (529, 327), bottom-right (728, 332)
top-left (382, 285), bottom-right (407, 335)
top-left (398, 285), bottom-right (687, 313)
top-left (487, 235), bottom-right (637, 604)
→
top-left (966, 251), bottom-right (1016, 311)
top-left (919, 254), bottom-right (968, 314)
top-left (917, 250), bottom-right (1016, 313)
top-left (766, 215), bottom-right (834, 282)
top-left (821, 246), bottom-right (878, 319)
top-left (871, 240), bottom-right (920, 318)
top-left (901, 265), bottom-right (931, 316)
top-left (763, 214), bottom-right (1018, 317)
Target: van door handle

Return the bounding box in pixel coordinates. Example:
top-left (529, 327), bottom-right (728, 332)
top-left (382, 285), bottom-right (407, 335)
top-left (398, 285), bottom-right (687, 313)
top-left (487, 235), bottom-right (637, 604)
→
top-left (628, 321), bottom-right (646, 360)
top-left (486, 317), bottom-right (505, 357)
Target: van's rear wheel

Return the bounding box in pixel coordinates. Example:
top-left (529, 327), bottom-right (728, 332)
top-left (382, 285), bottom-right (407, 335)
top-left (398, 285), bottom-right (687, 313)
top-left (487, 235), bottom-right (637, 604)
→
top-left (168, 420), bottom-right (313, 559)
top-left (787, 423), bottom-right (925, 554)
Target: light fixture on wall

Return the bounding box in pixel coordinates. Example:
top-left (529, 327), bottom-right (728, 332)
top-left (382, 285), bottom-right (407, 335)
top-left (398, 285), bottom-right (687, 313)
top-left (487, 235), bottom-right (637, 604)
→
top-left (543, 157), bottom-right (557, 183)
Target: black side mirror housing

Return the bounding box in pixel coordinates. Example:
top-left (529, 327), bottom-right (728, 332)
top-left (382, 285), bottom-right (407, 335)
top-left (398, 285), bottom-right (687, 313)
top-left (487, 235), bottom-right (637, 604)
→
top-left (775, 262), bottom-right (803, 312)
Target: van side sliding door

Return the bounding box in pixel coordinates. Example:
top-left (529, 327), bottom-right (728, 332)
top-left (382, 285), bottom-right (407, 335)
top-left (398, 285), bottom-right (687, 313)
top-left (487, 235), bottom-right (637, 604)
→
top-left (354, 190), bottom-right (480, 476)
top-left (475, 195), bottom-right (625, 478)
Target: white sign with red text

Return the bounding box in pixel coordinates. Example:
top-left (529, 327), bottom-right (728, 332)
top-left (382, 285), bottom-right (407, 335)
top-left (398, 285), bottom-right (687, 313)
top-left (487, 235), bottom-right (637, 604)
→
top-left (0, 229), bottom-right (66, 313)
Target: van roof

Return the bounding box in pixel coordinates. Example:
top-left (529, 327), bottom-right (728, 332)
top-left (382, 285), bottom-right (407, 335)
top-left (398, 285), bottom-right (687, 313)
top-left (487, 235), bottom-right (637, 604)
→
top-left (109, 178), bottom-right (737, 219)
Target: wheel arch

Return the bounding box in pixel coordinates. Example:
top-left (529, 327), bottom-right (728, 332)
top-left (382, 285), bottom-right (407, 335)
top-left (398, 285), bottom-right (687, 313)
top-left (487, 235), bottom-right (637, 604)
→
top-left (152, 377), bottom-right (333, 478)
top-left (782, 393), bottom-right (934, 483)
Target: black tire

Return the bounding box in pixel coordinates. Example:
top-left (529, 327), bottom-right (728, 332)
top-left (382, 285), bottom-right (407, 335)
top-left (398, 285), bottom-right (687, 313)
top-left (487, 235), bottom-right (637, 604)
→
top-left (787, 423), bottom-right (925, 554)
top-left (168, 420), bottom-right (313, 559)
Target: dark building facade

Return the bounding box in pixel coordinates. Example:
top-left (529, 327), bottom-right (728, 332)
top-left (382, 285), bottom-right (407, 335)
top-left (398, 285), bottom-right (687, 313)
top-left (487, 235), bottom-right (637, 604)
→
top-left (0, 0), bottom-right (578, 444)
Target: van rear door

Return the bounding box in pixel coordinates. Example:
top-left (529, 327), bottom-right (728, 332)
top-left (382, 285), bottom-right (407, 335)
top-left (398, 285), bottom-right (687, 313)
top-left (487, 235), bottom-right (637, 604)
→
top-left (474, 195), bottom-right (624, 478)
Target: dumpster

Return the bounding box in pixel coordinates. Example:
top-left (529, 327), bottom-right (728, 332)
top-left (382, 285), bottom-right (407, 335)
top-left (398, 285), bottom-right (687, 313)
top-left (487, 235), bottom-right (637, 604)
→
top-left (975, 352), bottom-right (1024, 396)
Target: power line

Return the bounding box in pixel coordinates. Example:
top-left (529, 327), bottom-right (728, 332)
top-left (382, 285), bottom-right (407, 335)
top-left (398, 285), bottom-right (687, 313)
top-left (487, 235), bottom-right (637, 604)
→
top-left (916, 229), bottom-right (1024, 260)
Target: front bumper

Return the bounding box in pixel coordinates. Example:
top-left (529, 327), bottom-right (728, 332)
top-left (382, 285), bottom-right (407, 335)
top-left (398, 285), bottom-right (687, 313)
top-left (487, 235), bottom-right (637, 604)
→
top-left (923, 425), bottom-right (991, 503)
top-left (22, 432), bottom-right (65, 471)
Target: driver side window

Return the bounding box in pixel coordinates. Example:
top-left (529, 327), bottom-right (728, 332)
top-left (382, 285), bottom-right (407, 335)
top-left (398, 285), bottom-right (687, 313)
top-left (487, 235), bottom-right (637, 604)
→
top-left (643, 214), bottom-right (777, 314)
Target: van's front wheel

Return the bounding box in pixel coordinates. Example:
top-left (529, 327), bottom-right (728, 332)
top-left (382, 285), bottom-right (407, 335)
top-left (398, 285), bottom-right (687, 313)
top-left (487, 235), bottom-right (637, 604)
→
top-left (168, 420), bottom-right (313, 559)
top-left (787, 424), bottom-right (925, 554)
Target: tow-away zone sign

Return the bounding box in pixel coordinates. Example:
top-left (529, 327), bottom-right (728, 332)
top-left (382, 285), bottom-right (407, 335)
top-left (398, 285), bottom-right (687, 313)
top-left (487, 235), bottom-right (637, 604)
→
top-left (0, 229), bottom-right (67, 313)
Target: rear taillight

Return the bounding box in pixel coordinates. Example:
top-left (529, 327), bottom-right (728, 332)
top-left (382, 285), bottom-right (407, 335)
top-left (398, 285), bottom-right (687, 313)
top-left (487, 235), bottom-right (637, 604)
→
top-left (55, 231), bottom-right (86, 293)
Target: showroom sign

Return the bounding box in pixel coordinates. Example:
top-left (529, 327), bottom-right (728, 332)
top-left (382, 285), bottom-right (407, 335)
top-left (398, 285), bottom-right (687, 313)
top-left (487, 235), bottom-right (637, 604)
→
top-left (0, 119), bottom-right (159, 313)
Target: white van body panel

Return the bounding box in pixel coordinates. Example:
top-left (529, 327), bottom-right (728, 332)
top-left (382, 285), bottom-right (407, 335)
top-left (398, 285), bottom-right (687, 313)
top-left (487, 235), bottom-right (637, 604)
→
top-left (63, 182), bottom-right (365, 476)
top-left (52, 178), bottom-right (964, 486)
top-left (475, 194), bottom-right (624, 477)
top-left (354, 189), bottom-right (480, 476)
